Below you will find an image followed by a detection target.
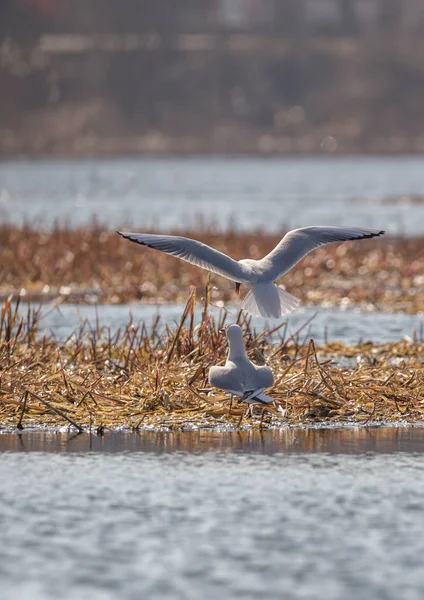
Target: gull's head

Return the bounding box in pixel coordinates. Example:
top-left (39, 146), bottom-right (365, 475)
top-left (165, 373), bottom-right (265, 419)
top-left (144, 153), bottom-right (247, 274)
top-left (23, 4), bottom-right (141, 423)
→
top-left (226, 324), bottom-right (245, 352)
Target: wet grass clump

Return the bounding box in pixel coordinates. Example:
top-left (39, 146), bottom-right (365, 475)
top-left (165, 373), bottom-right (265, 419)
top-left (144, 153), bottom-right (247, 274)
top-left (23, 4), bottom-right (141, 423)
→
top-left (0, 292), bottom-right (422, 431)
top-left (0, 224), bottom-right (423, 312)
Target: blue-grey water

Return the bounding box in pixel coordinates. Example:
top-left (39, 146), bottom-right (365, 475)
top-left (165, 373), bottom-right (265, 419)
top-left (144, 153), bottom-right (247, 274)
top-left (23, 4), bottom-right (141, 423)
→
top-left (1, 428), bottom-right (424, 600)
top-left (1, 156), bottom-right (424, 234)
top-left (33, 302), bottom-right (422, 345)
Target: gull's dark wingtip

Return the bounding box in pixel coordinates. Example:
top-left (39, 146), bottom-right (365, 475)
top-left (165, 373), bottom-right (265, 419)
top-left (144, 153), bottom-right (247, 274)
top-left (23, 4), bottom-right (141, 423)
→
top-left (368, 229), bottom-right (386, 238)
top-left (116, 231), bottom-right (132, 240)
top-left (116, 232), bottom-right (150, 248)
top-left (349, 229), bottom-right (386, 241)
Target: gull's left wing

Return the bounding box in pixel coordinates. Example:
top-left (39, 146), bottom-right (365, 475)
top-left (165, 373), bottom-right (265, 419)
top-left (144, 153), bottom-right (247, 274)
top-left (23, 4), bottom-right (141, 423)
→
top-left (259, 226), bottom-right (385, 281)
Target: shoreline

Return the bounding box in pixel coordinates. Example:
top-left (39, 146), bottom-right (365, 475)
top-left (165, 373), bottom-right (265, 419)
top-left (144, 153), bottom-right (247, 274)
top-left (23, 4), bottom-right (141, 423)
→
top-left (2, 423), bottom-right (424, 454)
top-left (2, 149), bottom-right (424, 162)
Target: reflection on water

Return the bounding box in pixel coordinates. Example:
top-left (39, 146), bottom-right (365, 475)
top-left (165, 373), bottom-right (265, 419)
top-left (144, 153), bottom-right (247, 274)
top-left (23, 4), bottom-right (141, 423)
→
top-left (1, 156), bottom-right (424, 234)
top-left (2, 426), bottom-right (424, 454)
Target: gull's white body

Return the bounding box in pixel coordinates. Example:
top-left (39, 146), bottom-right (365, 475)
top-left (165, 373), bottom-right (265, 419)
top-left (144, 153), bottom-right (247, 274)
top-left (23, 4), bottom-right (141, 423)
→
top-left (208, 325), bottom-right (274, 404)
top-left (118, 226), bottom-right (385, 318)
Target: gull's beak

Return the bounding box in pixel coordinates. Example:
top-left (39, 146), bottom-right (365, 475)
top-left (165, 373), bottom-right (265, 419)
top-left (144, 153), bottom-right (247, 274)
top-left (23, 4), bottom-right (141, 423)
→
top-left (235, 283), bottom-right (241, 296)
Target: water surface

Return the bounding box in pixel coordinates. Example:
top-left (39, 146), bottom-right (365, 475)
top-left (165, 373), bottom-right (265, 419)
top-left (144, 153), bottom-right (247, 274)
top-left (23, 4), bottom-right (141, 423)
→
top-left (34, 302), bottom-right (422, 345)
top-left (1, 156), bottom-right (424, 234)
top-left (1, 430), bottom-right (424, 600)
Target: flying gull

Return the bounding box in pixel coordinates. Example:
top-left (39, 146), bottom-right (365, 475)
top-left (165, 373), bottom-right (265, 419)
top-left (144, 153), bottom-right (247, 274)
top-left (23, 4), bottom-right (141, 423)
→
top-left (118, 226), bottom-right (385, 318)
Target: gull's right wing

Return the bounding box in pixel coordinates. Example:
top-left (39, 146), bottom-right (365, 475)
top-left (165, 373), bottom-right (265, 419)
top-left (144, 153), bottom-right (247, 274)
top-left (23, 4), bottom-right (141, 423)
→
top-left (117, 232), bottom-right (250, 282)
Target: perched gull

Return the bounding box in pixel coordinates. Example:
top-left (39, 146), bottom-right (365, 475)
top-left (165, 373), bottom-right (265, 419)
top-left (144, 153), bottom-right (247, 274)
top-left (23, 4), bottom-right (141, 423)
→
top-left (117, 226), bottom-right (385, 318)
top-left (208, 324), bottom-right (274, 412)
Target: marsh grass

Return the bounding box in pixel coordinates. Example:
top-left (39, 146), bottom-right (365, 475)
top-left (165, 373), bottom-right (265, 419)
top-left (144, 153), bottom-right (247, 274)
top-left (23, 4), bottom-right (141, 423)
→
top-left (0, 224), bottom-right (423, 311)
top-left (0, 291), bottom-right (422, 431)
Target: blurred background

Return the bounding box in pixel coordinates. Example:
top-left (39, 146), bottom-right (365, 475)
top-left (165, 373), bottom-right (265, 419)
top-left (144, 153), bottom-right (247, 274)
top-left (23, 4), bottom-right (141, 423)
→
top-left (2, 0), bottom-right (424, 156)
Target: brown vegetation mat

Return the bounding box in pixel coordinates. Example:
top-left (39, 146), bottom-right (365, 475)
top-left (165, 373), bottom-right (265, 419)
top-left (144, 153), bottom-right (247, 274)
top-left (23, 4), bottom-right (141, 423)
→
top-left (0, 293), bottom-right (422, 431)
top-left (0, 225), bottom-right (423, 312)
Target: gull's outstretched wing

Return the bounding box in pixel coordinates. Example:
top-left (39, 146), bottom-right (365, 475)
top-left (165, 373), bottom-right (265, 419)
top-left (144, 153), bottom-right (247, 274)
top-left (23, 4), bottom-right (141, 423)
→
top-left (117, 232), bottom-right (250, 283)
top-left (260, 226), bottom-right (385, 281)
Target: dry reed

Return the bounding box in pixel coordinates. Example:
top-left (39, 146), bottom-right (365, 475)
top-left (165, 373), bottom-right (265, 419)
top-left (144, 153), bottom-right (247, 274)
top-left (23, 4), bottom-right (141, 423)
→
top-left (0, 292), bottom-right (422, 431)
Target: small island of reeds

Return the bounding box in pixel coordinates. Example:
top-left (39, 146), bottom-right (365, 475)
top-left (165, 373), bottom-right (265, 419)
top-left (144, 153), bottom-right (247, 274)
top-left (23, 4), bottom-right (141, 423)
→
top-left (0, 289), bottom-right (422, 432)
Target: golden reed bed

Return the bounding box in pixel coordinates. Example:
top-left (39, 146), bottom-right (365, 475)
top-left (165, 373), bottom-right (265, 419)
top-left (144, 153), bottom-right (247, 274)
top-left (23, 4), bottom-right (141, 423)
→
top-left (0, 224), bottom-right (423, 312)
top-left (0, 292), bottom-right (422, 431)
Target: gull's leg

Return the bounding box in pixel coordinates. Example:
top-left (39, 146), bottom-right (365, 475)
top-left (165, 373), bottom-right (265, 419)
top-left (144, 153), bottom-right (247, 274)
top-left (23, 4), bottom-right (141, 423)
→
top-left (237, 408), bottom-right (245, 428)
top-left (229, 394), bottom-right (233, 415)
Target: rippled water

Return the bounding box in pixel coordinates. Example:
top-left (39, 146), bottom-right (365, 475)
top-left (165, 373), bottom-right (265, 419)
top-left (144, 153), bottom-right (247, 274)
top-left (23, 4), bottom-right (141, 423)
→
top-left (33, 302), bottom-right (422, 345)
top-left (1, 156), bottom-right (424, 234)
top-left (1, 428), bottom-right (424, 600)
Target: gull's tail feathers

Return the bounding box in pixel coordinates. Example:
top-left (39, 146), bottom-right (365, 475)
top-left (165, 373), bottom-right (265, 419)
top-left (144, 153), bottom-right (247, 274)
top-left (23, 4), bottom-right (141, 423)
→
top-left (277, 286), bottom-right (301, 315)
top-left (237, 391), bottom-right (273, 404)
top-left (241, 282), bottom-right (300, 319)
top-left (254, 392), bottom-right (273, 404)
